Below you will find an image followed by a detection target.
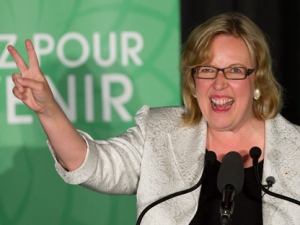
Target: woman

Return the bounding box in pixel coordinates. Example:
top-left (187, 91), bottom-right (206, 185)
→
top-left (8, 12), bottom-right (300, 224)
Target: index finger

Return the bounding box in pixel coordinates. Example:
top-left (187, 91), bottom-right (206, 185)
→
top-left (25, 39), bottom-right (40, 69)
top-left (7, 43), bottom-right (29, 73)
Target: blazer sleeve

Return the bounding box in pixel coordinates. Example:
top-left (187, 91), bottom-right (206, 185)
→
top-left (47, 105), bottom-right (150, 195)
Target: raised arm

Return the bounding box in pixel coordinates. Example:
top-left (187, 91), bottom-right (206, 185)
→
top-left (8, 40), bottom-right (87, 171)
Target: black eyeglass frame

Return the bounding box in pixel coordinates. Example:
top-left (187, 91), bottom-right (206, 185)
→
top-left (192, 66), bottom-right (255, 80)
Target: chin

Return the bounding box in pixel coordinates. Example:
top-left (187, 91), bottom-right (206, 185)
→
top-left (208, 120), bottom-right (235, 131)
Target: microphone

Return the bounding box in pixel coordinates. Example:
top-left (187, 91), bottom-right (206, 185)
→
top-left (136, 151), bottom-right (217, 225)
top-left (217, 151), bottom-right (244, 225)
top-left (249, 146), bottom-right (300, 206)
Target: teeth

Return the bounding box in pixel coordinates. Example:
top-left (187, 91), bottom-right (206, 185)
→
top-left (211, 98), bottom-right (234, 106)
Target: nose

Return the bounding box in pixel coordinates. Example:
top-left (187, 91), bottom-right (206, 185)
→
top-left (213, 70), bottom-right (228, 90)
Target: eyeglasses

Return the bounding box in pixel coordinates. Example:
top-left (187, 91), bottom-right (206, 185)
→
top-left (192, 66), bottom-right (255, 80)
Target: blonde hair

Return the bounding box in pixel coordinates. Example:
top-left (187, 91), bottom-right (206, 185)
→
top-left (181, 12), bottom-right (283, 126)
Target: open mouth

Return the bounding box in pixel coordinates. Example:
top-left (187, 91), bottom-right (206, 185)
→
top-left (211, 98), bottom-right (234, 110)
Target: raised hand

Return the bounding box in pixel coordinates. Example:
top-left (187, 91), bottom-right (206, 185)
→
top-left (8, 39), bottom-right (55, 114)
top-left (9, 39), bottom-right (87, 170)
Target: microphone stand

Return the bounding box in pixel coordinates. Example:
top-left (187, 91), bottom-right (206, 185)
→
top-left (136, 151), bottom-right (216, 225)
top-left (250, 147), bottom-right (300, 206)
top-left (220, 185), bottom-right (235, 225)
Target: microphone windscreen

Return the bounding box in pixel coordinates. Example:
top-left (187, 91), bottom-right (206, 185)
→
top-left (205, 151), bottom-right (217, 164)
top-left (266, 176), bottom-right (275, 185)
top-left (249, 146), bottom-right (262, 159)
top-left (217, 151), bottom-right (244, 194)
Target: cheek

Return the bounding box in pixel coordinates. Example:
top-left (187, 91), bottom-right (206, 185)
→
top-left (231, 82), bottom-right (255, 102)
top-left (194, 81), bottom-right (212, 109)
top-left (194, 80), bottom-right (211, 95)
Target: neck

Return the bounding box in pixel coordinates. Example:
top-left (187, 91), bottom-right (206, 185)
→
top-left (206, 119), bottom-right (265, 167)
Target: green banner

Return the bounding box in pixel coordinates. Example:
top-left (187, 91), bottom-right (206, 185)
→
top-left (0, 0), bottom-right (180, 224)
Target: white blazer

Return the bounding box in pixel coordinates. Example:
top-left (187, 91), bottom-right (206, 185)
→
top-left (49, 106), bottom-right (300, 224)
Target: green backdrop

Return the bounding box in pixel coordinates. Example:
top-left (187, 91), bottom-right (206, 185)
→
top-left (0, 0), bottom-right (181, 224)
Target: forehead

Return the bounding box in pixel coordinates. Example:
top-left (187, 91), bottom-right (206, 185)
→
top-left (206, 34), bottom-right (254, 66)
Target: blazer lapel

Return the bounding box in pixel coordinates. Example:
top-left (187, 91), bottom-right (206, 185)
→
top-left (168, 117), bottom-right (208, 191)
top-left (263, 115), bottom-right (300, 224)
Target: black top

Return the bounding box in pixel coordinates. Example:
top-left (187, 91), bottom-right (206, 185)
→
top-left (190, 154), bottom-right (263, 225)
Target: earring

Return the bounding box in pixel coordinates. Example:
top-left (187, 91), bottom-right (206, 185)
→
top-left (192, 94), bottom-right (197, 98)
top-left (254, 88), bottom-right (261, 100)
